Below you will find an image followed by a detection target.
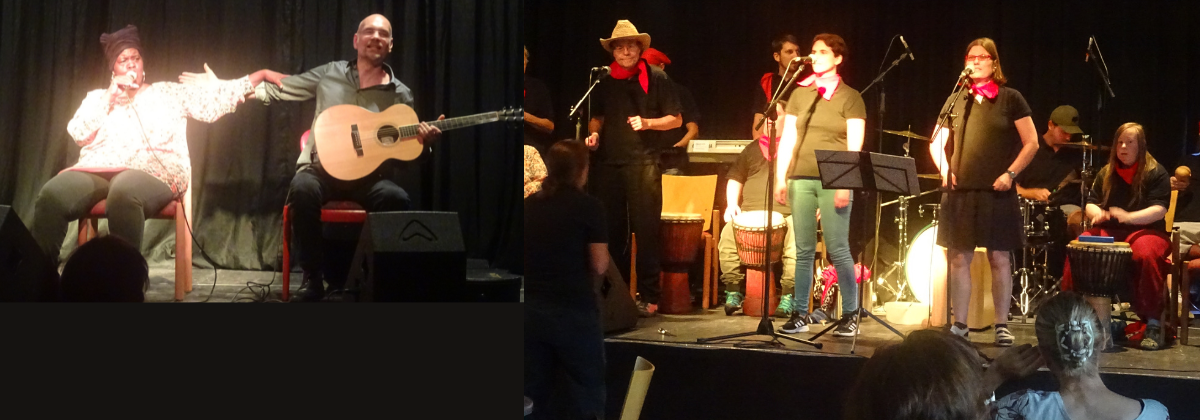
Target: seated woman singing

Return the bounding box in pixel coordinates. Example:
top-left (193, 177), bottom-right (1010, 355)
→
top-left (1062, 122), bottom-right (1172, 350)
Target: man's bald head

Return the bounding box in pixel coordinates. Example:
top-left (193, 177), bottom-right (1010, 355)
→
top-left (358, 14), bottom-right (392, 34)
top-left (354, 13), bottom-right (394, 61)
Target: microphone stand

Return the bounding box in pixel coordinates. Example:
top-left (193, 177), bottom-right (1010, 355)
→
top-left (698, 63), bottom-right (820, 350)
top-left (570, 69), bottom-right (607, 141)
top-left (1086, 36), bottom-right (1115, 144)
top-left (931, 70), bottom-right (974, 327)
top-left (858, 47), bottom-right (913, 309)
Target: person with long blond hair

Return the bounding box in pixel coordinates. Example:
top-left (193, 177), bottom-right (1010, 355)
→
top-left (930, 37), bottom-right (1040, 346)
top-left (1062, 122), bottom-right (1173, 350)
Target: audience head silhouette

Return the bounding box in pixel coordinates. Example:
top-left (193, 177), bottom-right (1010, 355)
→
top-left (845, 329), bottom-right (987, 420)
top-left (60, 235), bottom-right (148, 302)
top-left (1034, 292), bottom-right (1104, 378)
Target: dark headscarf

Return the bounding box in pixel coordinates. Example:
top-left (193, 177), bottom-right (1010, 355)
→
top-left (100, 25), bottom-right (142, 70)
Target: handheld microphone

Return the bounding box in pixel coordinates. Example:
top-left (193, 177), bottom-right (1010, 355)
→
top-left (120, 71), bottom-right (139, 89)
top-left (1086, 36), bottom-right (1094, 62)
top-left (899, 35), bottom-right (914, 60)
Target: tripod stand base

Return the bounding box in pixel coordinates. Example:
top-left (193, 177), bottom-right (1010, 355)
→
top-left (697, 311), bottom-right (822, 349)
top-left (809, 309), bottom-right (906, 353)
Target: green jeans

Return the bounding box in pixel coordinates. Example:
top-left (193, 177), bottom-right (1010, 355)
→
top-left (788, 179), bottom-right (858, 317)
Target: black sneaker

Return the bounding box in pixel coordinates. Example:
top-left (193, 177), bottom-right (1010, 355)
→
top-left (833, 316), bottom-right (858, 337)
top-left (292, 271), bottom-right (325, 303)
top-left (779, 312), bottom-right (810, 334)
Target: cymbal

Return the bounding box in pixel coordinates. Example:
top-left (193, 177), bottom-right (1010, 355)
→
top-left (1060, 141), bottom-right (1110, 151)
top-left (879, 129), bottom-right (931, 141)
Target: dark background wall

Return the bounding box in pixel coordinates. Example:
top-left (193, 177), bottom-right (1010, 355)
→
top-left (527, 0), bottom-right (1200, 257)
top-left (527, 0), bottom-right (1200, 171)
top-left (0, 0), bottom-right (523, 271)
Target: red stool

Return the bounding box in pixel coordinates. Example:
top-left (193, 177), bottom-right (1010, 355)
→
top-left (78, 198), bottom-right (193, 301)
top-left (280, 130), bottom-right (368, 301)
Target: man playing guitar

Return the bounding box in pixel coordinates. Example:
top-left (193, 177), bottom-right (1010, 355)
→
top-left (250, 14), bottom-right (443, 301)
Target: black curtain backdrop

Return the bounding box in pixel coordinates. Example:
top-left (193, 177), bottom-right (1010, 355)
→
top-left (528, 0), bottom-right (1200, 258)
top-left (0, 0), bottom-right (523, 272)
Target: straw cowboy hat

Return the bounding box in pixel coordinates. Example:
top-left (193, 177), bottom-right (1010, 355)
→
top-left (600, 20), bottom-right (651, 52)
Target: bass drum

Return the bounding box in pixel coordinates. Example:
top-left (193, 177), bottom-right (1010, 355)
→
top-left (904, 223), bottom-right (946, 305)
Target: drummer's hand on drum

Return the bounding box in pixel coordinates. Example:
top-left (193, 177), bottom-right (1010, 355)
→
top-left (774, 182), bottom-right (788, 205)
top-left (1108, 207), bottom-right (1131, 224)
top-left (1090, 208), bottom-right (1112, 225)
top-left (1026, 188), bottom-right (1051, 201)
top-left (834, 189), bottom-right (851, 209)
top-left (723, 204), bottom-right (741, 223)
top-left (993, 173), bottom-right (1014, 191)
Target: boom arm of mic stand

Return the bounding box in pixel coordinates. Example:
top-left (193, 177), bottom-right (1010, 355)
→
top-left (568, 75), bottom-right (604, 128)
top-left (861, 53), bottom-right (910, 96)
top-left (756, 65), bottom-right (807, 131)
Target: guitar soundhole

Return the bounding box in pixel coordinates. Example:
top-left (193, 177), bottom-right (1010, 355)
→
top-left (377, 125), bottom-right (400, 145)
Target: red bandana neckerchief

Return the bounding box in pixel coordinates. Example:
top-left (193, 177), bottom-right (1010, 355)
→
top-left (1115, 160), bottom-right (1139, 185)
top-left (970, 79), bottom-right (999, 99)
top-left (758, 137), bottom-right (774, 161)
top-left (609, 59), bottom-right (649, 94)
top-left (798, 72), bottom-right (840, 101)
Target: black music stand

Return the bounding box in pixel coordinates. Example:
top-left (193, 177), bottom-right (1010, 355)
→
top-left (808, 150), bottom-right (919, 353)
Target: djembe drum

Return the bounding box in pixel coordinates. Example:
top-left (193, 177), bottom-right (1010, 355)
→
top-left (659, 212), bottom-right (705, 314)
top-left (733, 211), bottom-right (787, 317)
top-left (1067, 240), bottom-right (1133, 299)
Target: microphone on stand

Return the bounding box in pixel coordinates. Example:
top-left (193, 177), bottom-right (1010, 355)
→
top-left (591, 66), bottom-right (611, 78)
top-left (899, 35), bottom-right (914, 60)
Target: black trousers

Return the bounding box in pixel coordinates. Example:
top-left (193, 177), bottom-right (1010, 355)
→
top-left (524, 301), bottom-right (605, 420)
top-left (287, 165), bottom-right (410, 276)
top-left (590, 162), bottom-right (662, 303)
top-left (30, 170), bottom-right (174, 264)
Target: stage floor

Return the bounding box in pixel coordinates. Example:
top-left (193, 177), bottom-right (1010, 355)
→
top-left (609, 306), bottom-right (1200, 380)
top-left (144, 264), bottom-right (298, 302)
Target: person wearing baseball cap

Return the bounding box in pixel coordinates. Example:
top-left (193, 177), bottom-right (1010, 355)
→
top-left (586, 20), bottom-right (683, 317)
top-left (1013, 105), bottom-right (1087, 287)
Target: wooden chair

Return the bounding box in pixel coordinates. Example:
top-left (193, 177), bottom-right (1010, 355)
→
top-left (627, 175), bottom-right (720, 308)
top-left (1166, 177), bottom-right (1190, 345)
top-left (280, 130), bottom-right (368, 301)
top-left (78, 175), bottom-right (194, 301)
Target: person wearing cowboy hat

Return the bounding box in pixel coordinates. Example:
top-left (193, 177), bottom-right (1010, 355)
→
top-left (586, 19), bottom-right (682, 316)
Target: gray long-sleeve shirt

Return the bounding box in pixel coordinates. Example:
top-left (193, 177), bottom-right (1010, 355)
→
top-left (254, 60), bottom-right (415, 168)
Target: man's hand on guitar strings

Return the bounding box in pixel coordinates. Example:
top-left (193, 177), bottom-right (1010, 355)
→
top-left (417, 114), bottom-right (445, 145)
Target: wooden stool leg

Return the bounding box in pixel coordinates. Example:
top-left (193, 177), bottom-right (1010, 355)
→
top-left (1183, 266), bottom-right (1191, 345)
top-left (630, 233), bottom-right (638, 301)
top-left (282, 204), bottom-right (291, 302)
top-left (702, 235), bottom-right (712, 309)
top-left (174, 202), bottom-right (187, 301)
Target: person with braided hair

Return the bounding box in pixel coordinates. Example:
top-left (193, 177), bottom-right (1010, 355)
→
top-left (991, 292), bottom-right (1169, 420)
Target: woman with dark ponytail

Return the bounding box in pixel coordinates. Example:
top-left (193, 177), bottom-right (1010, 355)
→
top-left (524, 140), bottom-right (610, 419)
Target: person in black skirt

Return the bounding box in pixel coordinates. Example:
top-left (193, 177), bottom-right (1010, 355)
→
top-left (524, 140), bottom-right (609, 420)
top-left (928, 38), bottom-right (1040, 346)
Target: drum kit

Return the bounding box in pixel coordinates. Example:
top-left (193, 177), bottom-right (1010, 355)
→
top-left (869, 129), bottom-right (1109, 320)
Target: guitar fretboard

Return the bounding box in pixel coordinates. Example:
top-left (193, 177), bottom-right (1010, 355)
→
top-left (398, 112), bottom-right (500, 137)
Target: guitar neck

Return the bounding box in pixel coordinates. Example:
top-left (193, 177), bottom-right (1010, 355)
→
top-left (398, 112), bottom-right (500, 137)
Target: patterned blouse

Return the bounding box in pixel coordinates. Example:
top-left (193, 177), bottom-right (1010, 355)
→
top-left (524, 145), bottom-right (547, 198)
top-left (65, 77), bottom-right (254, 198)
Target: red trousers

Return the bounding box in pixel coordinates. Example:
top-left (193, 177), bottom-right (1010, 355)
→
top-left (1062, 227), bottom-right (1170, 322)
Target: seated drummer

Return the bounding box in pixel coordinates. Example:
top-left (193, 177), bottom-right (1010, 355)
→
top-left (1014, 105), bottom-right (1085, 277)
top-left (1062, 122), bottom-right (1172, 350)
top-left (719, 137), bottom-right (797, 317)
top-left (1015, 105), bottom-right (1085, 215)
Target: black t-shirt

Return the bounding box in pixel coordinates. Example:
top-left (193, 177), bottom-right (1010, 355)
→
top-left (524, 188), bottom-right (608, 306)
top-left (592, 63), bottom-right (683, 164)
top-left (942, 86), bottom-right (1032, 190)
top-left (784, 83), bottom-right (868, 178)
top-left (1087, 162), bottom-right (1171, 231)
top-left (523, 76), bottom-right (555, 154)
top-left (661, 83), bottom-right (701, 148)
top-left (751, 73), bottom-right (788, 116)
top-left (1173, 153), bottom-right (1200, 222)
top-left (728, 144), bottom-right (791, 215)
top-left (1016, 140), bottom-right (1084, 207)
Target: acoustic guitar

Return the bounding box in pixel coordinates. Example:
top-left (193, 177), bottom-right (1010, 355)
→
top-left (313, 103), bottom-right (522, 181)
